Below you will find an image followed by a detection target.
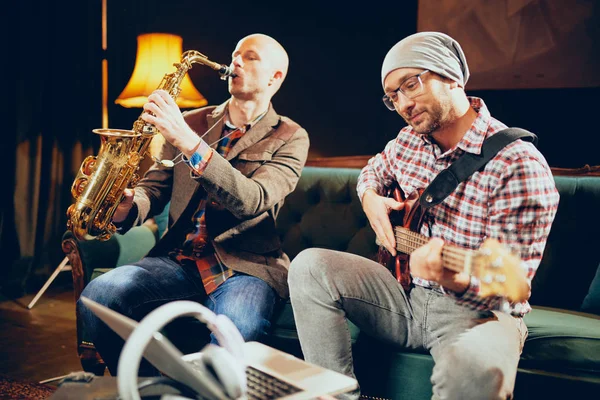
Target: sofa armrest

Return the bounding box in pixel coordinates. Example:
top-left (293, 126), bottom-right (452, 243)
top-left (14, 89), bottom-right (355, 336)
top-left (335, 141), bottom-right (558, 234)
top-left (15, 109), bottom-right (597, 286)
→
top-left (61, 231), bottom-right (120, 300)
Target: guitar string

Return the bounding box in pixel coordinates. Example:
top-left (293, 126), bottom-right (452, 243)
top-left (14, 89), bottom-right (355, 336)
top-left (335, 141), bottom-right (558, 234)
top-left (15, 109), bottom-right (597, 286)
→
top-left (394, 242), bottom-right (468, 268)
top-left (394, 227), bottom-right (471, 257)
top-left (395, 235), bottom-right (470, 263)
top-left (393, 228), bottom-right (471, 272)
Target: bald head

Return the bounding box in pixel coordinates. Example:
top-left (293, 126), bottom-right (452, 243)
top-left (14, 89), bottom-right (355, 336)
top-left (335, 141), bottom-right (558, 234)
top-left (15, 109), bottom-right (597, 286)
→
top-left (242, 34), bottom-right (289, 80)
top-left (229, 33), bottom-right (290, 102)
top-left (234, 34), bottom-right (288, 94)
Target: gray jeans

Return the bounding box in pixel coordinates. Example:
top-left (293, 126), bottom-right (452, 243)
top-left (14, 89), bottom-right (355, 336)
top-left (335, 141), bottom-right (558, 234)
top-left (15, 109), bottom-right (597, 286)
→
top-left (288, 248), bottom-right (527, 400)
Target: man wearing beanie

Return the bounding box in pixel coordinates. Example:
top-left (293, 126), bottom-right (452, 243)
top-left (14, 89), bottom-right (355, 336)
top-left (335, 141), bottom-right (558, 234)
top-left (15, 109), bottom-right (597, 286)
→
top-left (289, 32), bottom-right (559, 399)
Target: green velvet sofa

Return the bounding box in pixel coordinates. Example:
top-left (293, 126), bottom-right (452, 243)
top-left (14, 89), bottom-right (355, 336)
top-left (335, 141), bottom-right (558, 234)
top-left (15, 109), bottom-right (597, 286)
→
top-left (63, 163), bottom-right (600, 399)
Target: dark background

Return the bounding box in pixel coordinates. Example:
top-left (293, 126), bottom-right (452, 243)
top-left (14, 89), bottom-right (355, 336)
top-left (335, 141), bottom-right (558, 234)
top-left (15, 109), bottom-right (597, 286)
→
top-left (13, 0), bottom-right (600, 168)
top-left (4, 0), bottom-right (599, 296)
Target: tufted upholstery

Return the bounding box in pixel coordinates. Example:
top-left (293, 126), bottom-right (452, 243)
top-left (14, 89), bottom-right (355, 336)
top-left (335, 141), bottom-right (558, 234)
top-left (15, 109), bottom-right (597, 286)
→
top-left (277, 167), bottom-right (378, 262)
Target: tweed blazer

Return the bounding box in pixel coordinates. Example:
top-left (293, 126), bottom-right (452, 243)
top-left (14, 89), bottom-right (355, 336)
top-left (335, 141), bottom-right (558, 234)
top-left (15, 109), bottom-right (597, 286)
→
top-left (122, 101), bottom-right (310, 298)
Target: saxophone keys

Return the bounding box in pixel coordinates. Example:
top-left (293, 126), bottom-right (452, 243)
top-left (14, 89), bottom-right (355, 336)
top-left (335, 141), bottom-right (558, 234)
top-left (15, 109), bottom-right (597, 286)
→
top-left (127, 152), bottom-right (141, 167)
top-left (130, 174), bottom-right (140, 186)
top-left (71, 177), bottom-right (89, 198)
top-left (80, 156), bottom-right (97, 176)
top-left (97, 225), bottom-right (115, 242)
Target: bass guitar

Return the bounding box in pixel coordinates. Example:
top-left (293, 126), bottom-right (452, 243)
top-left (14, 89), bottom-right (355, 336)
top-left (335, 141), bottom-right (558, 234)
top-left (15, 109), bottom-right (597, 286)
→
top-left (376, 185), bottom-right (529, 303)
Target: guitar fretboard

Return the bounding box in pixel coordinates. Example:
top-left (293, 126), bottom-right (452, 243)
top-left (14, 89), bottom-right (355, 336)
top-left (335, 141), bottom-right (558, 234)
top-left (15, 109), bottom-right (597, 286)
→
top-left (394, 226), bottom-right (473, 274)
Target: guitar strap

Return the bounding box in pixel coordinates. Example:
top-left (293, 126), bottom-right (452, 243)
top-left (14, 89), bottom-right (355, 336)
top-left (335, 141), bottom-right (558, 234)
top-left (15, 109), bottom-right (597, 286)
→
top-left (419, 128), bottom-right (538, 209)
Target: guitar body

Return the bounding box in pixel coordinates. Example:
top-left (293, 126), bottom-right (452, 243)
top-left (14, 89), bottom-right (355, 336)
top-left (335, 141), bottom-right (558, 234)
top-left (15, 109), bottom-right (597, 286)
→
top-left (376, 183), bottom-right (424, 290)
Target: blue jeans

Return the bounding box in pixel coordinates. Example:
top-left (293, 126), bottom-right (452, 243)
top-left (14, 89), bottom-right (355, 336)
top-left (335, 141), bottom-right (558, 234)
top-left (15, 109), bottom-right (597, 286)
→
top-left (78, 256), bottom-right (280, 376)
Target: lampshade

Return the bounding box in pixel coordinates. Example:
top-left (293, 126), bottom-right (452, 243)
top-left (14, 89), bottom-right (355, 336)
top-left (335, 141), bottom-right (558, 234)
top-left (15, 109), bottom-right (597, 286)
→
top-left (115, 33), bottom-right (208, 108)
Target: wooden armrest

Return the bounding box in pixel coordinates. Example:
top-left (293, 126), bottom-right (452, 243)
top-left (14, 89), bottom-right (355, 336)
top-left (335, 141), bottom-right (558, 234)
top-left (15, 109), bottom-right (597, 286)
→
top-left (62, 235), bottom-right (86, 301)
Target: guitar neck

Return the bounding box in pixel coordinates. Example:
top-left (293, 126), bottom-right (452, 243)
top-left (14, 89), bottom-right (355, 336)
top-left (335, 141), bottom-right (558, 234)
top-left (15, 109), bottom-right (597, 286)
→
top-left (394, 226), bottom-right (473, 274)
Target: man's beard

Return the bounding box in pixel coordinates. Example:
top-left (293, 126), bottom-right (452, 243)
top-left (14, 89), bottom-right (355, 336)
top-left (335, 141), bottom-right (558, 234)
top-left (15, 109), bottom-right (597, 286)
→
top-left (405, 102), bottom-right (446, 136)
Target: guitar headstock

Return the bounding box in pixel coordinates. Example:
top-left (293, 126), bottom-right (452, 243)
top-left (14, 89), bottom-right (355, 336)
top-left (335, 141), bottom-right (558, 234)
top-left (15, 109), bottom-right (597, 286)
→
top-left (473, 239), bottom-right (530, 303)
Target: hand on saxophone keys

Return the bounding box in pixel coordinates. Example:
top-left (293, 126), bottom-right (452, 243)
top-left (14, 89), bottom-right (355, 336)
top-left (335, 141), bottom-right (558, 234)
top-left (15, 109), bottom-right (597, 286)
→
top-left (113, 188), bottom-right (135, 223)
top-left (142, 90), bottom-right (201, 157)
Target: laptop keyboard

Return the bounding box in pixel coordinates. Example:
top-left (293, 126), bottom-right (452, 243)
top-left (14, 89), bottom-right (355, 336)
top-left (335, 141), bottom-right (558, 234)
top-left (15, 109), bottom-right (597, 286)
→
top-left (245, 365), bottom-right (302, 399)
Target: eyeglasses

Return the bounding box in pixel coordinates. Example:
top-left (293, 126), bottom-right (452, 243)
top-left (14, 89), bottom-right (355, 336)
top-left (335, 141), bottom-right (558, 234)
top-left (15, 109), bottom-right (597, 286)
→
top-left (382, 70), bottom-right (429, 111)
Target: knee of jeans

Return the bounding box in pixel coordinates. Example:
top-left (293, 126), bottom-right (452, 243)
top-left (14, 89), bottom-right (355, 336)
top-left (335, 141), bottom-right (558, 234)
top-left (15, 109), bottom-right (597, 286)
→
top-left (222, 308), bottom-right (272, 342)
top-left (433, 347), bottom-right (505, 399)
top-left (78, 269), bottom-right (137, 315)
top-left (288, 248), bottom-right (331, 287)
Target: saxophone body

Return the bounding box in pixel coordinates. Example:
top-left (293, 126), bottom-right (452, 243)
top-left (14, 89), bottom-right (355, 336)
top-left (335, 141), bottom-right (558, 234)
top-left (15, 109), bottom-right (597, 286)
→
top-left (67, 51), bottom-right (233, 241)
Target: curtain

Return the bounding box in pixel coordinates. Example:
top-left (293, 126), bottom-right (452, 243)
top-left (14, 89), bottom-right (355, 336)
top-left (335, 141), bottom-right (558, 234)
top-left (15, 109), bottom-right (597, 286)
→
top-left (2, 1), bottom-right (100, 297)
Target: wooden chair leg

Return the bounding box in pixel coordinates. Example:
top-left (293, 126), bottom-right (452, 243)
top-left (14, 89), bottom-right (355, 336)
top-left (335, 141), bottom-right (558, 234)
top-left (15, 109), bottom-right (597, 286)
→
top-left (63, 236), bottom-right (106, 375)
top-left (79, 341), bottom-right (107, 376)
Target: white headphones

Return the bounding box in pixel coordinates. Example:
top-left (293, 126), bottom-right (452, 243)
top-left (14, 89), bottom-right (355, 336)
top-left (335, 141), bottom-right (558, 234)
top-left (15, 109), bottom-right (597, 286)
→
top-left (117, 301), bottom-right (247, 400)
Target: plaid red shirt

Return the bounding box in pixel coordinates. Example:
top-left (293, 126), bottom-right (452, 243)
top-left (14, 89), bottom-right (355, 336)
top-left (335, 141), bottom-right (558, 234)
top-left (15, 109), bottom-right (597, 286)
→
top-left (357, 97), bottom-right (559, 316)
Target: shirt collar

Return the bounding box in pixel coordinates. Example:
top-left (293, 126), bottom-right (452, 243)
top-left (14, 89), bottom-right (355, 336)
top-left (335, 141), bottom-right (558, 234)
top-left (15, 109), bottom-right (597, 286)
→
top-left (418, 96), bottom-right (491, 156)
top-left (455, 97), bottom-right (491, 155)
top-left (223, 107), bottom-right (269, 133)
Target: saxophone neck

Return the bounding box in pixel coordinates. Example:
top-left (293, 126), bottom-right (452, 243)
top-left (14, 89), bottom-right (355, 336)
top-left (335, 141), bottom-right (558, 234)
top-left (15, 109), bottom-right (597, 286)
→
top-left (182, 50), bottom-right (217, 70)
top-left (182, 50), bottom-right (235, 79)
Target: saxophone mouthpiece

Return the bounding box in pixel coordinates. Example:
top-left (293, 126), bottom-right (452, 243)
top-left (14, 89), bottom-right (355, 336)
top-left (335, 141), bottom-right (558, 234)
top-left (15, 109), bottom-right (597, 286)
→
top-left (219, 64), bottom-right (237, 79)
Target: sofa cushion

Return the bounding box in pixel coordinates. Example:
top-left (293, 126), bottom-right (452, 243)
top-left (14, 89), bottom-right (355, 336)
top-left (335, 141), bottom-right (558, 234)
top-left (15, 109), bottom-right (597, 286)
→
top-left (521, 306), bottom-right (600, 376)
top-left (270, 304), bottom-right (600, 372)
top-left (115, 224), bottom-right (159, 267)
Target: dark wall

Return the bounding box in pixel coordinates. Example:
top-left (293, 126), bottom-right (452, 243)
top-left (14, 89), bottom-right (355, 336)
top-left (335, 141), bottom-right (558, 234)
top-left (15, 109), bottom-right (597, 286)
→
top-left (42, 0), bottom-right (600, 167)
top-left (105, 0), bottom-right (418, 160)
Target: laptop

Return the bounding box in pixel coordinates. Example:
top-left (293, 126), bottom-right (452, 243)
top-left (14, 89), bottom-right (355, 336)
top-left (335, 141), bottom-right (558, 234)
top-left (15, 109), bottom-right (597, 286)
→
top-left (80, 296), bottom-right (357, 399)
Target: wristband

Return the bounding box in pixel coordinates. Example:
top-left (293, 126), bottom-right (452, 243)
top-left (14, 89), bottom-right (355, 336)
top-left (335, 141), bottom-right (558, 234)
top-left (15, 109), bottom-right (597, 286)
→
top-left (184, 148), bottom-right (213, 175)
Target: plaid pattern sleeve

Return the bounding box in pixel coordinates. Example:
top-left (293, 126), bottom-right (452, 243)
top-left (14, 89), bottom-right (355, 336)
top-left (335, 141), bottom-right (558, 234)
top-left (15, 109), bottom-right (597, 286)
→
top-left (357, 128), bottom-right (426, 202)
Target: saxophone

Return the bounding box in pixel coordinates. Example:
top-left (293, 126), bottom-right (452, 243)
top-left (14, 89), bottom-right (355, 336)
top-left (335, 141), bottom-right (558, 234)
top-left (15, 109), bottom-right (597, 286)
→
top-left (67, 50), bottom-right (234, 241)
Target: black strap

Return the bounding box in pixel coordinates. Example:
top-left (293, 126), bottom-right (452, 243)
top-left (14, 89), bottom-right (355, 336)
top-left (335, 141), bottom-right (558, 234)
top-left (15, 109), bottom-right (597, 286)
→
top-left (420, 128), bottom-right (538, 209)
